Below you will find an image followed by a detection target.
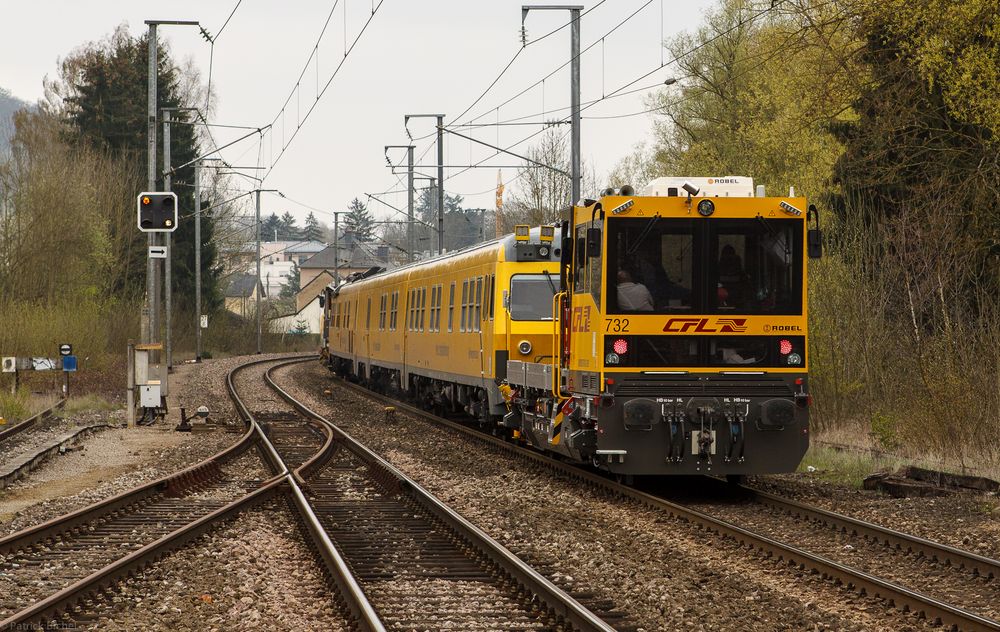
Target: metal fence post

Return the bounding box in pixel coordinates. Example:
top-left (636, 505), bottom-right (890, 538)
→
top-left (127, 339), bottom-right (136, 429)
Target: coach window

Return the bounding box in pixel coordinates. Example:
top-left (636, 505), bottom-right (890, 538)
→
top-left (482, 276), bottom-right (491, 324)
top-left (448, 282), bottom-right (456, 332)
top-left (420, 287), bottom-right (427, 331)
top-left (379, 294), bottom-right (386, 330)
top-left (390, 291), bottom-right (398, 330)
top-left (434, 285), bottom-right (442, 331)
top-left (434, 285), bottom-right (441, 332)
top-left (405, 291), bottom-right (411, 331)
top-left (489, 274), bottom-right (496, 319)
top-left (460, 280), bottom-right (469, 332)
top-left (474, 276), bottom-right (483, 330)
top-left (413, 289), bottom-right (418, 331)
top-left (366, 297), bottom-right (371, 330)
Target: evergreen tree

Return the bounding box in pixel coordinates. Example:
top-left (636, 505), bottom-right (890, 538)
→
top-left (279, 211), bottom-right (300, 240)
top-left (262, 213), bottom-right (281, 241)
top-left (413, 188), bottom-right (464, 253)
top-left (344, 197), bottom-right (375, 241)
top-left (279, 262), bottom-right (301, 300)
top-left (303, 211), bottom-right (324, 242)
top-left (52, 26), bottom-right (221, 308)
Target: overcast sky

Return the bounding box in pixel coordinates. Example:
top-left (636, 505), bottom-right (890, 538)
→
top-left (3, 0), bottom-right (715, 226)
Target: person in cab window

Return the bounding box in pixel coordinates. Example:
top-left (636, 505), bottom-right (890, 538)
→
top-left (617, 269), bottom-right (654, 311)
top-left (718, 245), bottom-right (747, 307)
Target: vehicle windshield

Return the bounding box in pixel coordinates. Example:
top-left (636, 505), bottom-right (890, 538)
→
top-left (606, 217), bottom-right (802, 315)
top-left (509, 274), bottom-right (556, 320)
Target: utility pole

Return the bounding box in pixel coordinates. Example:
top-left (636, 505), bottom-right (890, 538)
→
top-left (144, 23), bottom-right (157, 345)
top-left (255, 189), bottom-right (262, 354)
top-left (162, 110), bottom-right (173, 377)
top-left (254, 188), bottom-right (279, 354)
top-left (436, 115), bottom-right (444, 254)
top-left (194, 159), bottom-right (202, 361)
top-left (143, 19), bottom-right (198, 369)
top-left (404, 114), bottom-right (445, 254)
top-left (385, 145), bottom-right (416, 263)
top-left (331, 211), bottom-right (349, 285)
top-left (522, 5), bottom-right (583, 204)
top-left (412, 176), bottom-right (437, 258)
top-left (408, 146), bottom-right (415, 262)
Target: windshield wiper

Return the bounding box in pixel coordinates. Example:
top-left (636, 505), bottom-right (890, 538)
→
top-left (627, 214), bottom-right (661, 256)
top-left (755, 213), bottom-right (778, 237)
top-left (542, 270), bottom-right (557, 295)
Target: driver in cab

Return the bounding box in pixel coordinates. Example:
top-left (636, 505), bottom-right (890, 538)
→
top-left (617, 269), bottom-right (654, 311)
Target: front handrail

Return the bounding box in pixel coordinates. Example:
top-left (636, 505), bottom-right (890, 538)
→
top-left (551, 290), bottom-right (567, 398)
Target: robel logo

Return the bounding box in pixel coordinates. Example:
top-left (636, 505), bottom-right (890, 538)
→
top-left (663, 318), bottom-right (748, 333)
top-left (764, 324), bottom-right (802, 333)
top-left (707, 178), bottom-right (739, 184)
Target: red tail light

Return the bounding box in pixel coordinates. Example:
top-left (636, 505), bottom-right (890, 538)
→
top-left (613, 338), bottom-right (628, 354)
top-left (779, 339), bottom-right (793, 355)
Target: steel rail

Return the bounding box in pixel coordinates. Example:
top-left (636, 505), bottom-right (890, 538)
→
top-left (739, 486), bottom-right (1000, 581)
top-left (0, 478), bottom-right (287, 629)
top-left (265, 358), bottom-right (616, 632)
top-left (0, 398), bottom-right (66, 443)
top-left (228, 356), bottom-right (386, 632)
top-left (322, 373), bottom-right (1000, 632)
top-left (0, 356), bottom-right (302, 628)
top-left (0, 405), bottom-right (257, 557)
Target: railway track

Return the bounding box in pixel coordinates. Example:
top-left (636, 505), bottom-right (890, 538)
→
top-left (313, 370), bottom-right (1000, 632)
top-left (0, 399), bottom-right (66, 446)
top-left (678, 482), bottom-right (1000, 621)
top-left (263, 358), bottom-right (618, 632)
top-left (0, 356), bottom-right (375, 631)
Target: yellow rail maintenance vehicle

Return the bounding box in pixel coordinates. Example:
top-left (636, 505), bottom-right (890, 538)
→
top-left (324, 226), bottom-right (562, 423)
top-left (503, 177), bottom-right (823, 481)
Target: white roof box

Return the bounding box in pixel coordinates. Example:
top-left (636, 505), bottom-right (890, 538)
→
top-left (640, 176), bottom-right (755, 198)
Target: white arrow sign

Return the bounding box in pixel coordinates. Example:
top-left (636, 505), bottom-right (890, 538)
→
top-left (148, 246), bottom-right (167, 259)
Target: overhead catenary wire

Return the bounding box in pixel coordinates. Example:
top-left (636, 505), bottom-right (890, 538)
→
top-left (443, 0), bottom-right (791, 194)
top-left (260, 0), bottom-right (386, 181)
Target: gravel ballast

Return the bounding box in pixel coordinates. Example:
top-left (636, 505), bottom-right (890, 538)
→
top-left (0, 355), bottom-right (307, 536)
top-left (275, 361), bottom-right (944, 631)
top-left (83, 502), bottom-right (350, 632)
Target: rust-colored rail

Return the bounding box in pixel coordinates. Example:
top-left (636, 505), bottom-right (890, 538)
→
top-left (0, 355), bottom-right (379, 631)
top-left (265, 358), bottom-right (618, 632)
top-left (322, 372), bottom-right (1000, 632)
top-left (739, 485), bottom-right (1000, 581)
top-left (0, 398), bottom-right (66, 444)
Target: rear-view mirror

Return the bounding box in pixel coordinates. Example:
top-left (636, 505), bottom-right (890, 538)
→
top-left (586, 227), bottom-right (601, 258)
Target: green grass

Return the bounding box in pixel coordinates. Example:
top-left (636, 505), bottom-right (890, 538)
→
top-left (57, 394), bottom-right (120, 417)
top-left (797, 444), bottom-right (905, 488)
top-left (0, 388), bottom-right (31, 424)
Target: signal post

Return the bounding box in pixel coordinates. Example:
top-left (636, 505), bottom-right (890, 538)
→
top-left (135, 192), bottom-right (177, 423)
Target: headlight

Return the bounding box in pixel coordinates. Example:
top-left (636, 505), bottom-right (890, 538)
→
top-left (787, 352), bottom-right (802, 365)
top-left (605, 352), bottom-right (620, 365)
top-left (518, 340), bottom-right (532, 355)
top-left (538, 245), bottom-right (550, 257)
top-left (697, 199), bottom-right (715, 216)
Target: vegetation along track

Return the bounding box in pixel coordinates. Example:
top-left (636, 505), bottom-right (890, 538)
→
top-left (0, 356), bottom-right (373, 630)
top-left (317, 371), bottom-right (1000, 632)
top-left (0, 399), bottom-right (66, 447)
top-left (264, 357), bottom-right (619, 632)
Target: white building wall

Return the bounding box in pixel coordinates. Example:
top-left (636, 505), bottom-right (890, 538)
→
top-left (268, 297), bottom-right (324, 334)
